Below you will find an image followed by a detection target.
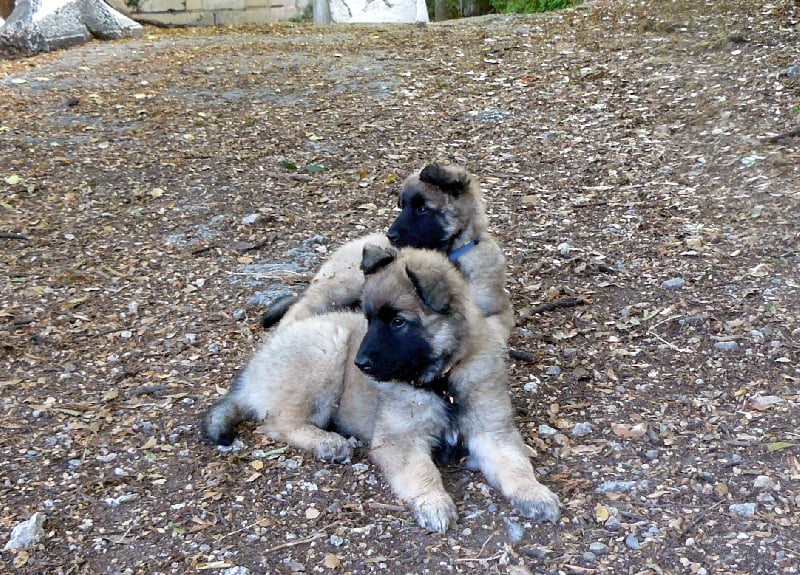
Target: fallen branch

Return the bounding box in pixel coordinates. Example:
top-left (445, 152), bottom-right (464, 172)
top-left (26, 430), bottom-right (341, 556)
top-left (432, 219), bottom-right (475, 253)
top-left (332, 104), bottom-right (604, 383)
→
top-left (764, 127), bottom-right (800, 144)
top-left (531, 297), bottom-right (588, 314)
top-left (261, 520), bottom-right (340, 553)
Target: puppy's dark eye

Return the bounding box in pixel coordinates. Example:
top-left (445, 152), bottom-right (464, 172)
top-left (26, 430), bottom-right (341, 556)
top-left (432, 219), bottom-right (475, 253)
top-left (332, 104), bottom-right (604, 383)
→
top-left (390, 316), bottom-right (407, 329)
top-left (415, 205), bottom-right (429, 215)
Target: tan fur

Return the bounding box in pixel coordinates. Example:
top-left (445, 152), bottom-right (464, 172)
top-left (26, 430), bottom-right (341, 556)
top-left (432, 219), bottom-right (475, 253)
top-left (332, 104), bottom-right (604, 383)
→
top-left (206, 248), bottom-right (558, 532)
top-left (275, 165), bottom-right (513, 344)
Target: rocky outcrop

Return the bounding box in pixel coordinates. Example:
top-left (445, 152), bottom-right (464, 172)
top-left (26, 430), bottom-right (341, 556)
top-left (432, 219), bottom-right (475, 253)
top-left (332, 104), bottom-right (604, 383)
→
top-left (0, 0), bottom-right (142, 56)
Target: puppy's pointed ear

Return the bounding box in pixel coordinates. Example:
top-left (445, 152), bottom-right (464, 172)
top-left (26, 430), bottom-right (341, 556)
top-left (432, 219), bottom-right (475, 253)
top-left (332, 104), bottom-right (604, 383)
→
top-left (405, 265), bottom-right (451, 314)
top-left (419, 163), bottom-right (470, 197)
top-left (361, 244), bottom-right (397, 275)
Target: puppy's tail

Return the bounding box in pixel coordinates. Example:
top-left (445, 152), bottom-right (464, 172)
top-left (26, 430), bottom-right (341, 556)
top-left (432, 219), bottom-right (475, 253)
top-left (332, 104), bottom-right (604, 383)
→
top-left (204, 394), bottom-right (249, 446)
top-left (260, 294), bottom-right (298, 330)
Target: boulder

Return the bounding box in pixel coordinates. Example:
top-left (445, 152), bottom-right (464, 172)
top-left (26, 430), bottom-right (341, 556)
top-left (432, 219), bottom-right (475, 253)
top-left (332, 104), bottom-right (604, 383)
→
top-left (0, 0), bottom-right (142, 56)
top-left (329, 0), bottom-right (428, 23)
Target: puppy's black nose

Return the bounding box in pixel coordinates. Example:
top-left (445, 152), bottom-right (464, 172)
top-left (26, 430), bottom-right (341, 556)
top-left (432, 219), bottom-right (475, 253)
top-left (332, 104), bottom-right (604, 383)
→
top-left (354, 354), bottom-right (374, 374)
top-left (386, 229), bottom-right (400, 245)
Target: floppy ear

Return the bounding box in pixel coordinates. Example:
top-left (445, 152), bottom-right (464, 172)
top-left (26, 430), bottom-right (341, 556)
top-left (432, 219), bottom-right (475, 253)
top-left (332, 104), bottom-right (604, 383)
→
top-left (361, 244), bottom-right (397, 275)
top-left (419, 163), bottom-right (470, 197)
top-left (405, 265), bottom-right (451, 314)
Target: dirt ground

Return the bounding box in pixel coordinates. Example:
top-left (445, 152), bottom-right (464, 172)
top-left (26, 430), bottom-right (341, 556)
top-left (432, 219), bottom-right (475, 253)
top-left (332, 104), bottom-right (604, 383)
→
top-left (1, 1), bottom-right (799, 573)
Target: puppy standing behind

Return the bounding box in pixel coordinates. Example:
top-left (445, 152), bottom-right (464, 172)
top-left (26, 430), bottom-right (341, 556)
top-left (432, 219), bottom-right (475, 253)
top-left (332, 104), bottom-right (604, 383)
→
top-left (262, 163), bottom-right (514, 345)
top-left (206, 246), bottom-right (559, 533)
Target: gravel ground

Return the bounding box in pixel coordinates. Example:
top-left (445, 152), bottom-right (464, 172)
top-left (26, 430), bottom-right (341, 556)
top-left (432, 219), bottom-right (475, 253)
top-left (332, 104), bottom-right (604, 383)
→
top-left (1, 1), bottom-right (799, 573)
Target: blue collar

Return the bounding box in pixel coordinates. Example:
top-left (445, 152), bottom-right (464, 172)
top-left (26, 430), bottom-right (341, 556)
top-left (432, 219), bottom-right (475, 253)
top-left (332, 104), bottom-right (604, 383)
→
top-left (448, 236), bottom-right (480, 262)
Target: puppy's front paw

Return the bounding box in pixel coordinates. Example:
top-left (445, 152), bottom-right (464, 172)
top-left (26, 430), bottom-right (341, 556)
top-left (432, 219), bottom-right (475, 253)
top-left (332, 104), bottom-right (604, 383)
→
top-left (315, 435), bottom-right (356, 464)
top-left (411, 493), bottom-right (458, 533)
top-left (510, 484), bottom-right (561, 523)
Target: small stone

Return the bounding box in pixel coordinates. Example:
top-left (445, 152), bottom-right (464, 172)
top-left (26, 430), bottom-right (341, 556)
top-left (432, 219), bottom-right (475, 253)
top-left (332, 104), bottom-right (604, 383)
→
top-left (545, 365), bottom-right (561, 377)
top-left (753, 475), bottom-right (775, 489)
top-left (625, 533), bottom-right (640, 549)
top-left (604, 516), bottom-right (622, 531)
top-left (120, 330), bottom-right (133, 339)
top-left (645, 449), bottom-right (660, 461)
top-left (557, 242), bottom-right (572, 258)
top-left (185, 333), bottom-right (197, 344)
top-left (232, 309), bottom-right (246, 321)
top-left (697, 569), bottom-right (708, 575)
top-left (329, 534), bottom-right (345, 546)
top-left (241, 214), bottom-right (261, 225)
top-left (588, 542), bottom-right (608, 555)
top-left (221, 567), bottom-right (252, 575)
top-left (503, 517), bottom-right (524, 543)
top-left (582, 551), bottom-right (597, 562)
top-left (728, 502), bottom-right (756, 517)
top-left (661, 277), bottom-right (685, 290)
top-left (523, 380), bottom-right (539, 393)
top-left (714, 341), bottom-right (739, 352)
top-left (4, 512), bottom-right (46, 551)
top-left (595, 480), bottom-right (649, 493)
top-left (571, 422), bottom-right (592, 437)
top-left (750, 329), bottom-right (764, 341)
top-left (538, 424), bottom-right (557, 438)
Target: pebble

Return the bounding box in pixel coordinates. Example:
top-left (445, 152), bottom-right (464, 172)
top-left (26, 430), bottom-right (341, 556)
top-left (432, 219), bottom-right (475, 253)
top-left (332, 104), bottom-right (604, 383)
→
top-left (661, 277), bottom-right (685, 290)
top-left (329, 534), bottom-right (345, 546)
top-left (221, 568), bottom-right (251, 575)
top-left (571, 422), bottom-right (592, 437)
top-left (625, 534), bottom-right (640, 549)
top-left (4, 512), bottom-right (46, 551)
top-left (595, 480), bottom-right (649, 493)
top-left (645, 449), bottom-right (660, 461)
top-left (589, 542), bottom-right (608, 555)
top-left (232, 309), bottom-right (246, 321)
top-left (728, 503), bottom-right (756, 517)
top-left (604, 516), bottom-right (622, 531)
top-left (557, 242), bottom-right (572, 258)
top-left (523, 380), bottom-right (539, 393)
top-left (750, 329), bottom-right (764, 341)
top-left (241, 214), bottom-right (261, 225)
top-left (779, 64), bottom-right (800, 78)
top-left (582, 551), bottom-right (597, 562)
top-left (545, 365), bottom-right (561, 377)
top-left (503, 517), bottom-right (524, 543)
top-left (714, 341), bottom-right (739, 352)
top-left (753, 475), bottom-right (779, 491)
top-left (538, 424), bottom-right (557, 438)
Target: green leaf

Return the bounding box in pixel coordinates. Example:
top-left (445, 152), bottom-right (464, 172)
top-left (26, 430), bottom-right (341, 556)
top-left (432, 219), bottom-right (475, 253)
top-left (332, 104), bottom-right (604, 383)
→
top-left (305, 163), bottom-right (325, 173)
top-left (4, 174), bottom-right (21, 185)
top-left (280, 160), bottom-right (298, 171)
top-left (767, 442), bottom-right (796, 452)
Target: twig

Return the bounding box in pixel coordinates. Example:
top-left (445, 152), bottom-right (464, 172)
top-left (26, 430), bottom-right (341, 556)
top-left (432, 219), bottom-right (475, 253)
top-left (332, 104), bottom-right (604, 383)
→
top-left (764, 127), bottom-right (800, 144)
top-left (367, 501), bottom-right (406, 512)
top-left (0, 318), bottom-right (35, 331)
top-left (235, 238), bottom-right (269, 253)
top-left (562, 566), bottom-right (596, 574)
top-left (0, 232), bottom-right (29, 240)
top-left (646, 330), bottom-right (691, 353)
top-left (261, 520), bottom-right (340, 553)
top-left (452, 534), bottom-right (495, 563)
top-left (191, 245), bottom-right (214, 256)
top-left (530, 297), bottom-right (588, 314)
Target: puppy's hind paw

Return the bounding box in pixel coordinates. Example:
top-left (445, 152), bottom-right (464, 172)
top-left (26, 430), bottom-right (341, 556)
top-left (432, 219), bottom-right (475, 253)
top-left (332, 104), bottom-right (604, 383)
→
top-left (511, 485), bottom-right (561, 523)
top-left (411, 493), bottom-right (458, 534)
top-left (315, 435), bottom-right (357, 464)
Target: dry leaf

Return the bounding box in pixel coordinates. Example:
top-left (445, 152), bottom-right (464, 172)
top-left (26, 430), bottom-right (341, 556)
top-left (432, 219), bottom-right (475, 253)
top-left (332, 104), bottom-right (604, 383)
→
top-left (611, 422), bottom-right (649, 438)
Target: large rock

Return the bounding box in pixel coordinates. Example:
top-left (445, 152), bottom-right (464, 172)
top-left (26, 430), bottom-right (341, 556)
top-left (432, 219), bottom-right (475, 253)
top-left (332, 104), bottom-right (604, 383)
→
top-left (329, 0), bottom-right (428, 23)
top-left (0, 0), bottom-right (142, 56)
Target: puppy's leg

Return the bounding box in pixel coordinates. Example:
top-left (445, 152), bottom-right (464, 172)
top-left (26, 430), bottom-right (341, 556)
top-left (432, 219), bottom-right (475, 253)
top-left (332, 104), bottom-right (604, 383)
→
top-left (370, 435), bottom-right (457, 533)
top-left (467, 431), bottom-right (560, 523)
top-left (264, 420), bottom-right (357, 464)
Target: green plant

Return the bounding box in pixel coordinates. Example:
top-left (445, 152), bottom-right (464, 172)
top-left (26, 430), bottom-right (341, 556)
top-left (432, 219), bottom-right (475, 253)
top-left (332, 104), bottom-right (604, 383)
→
top-left (489, 0), bottom-right (578, 14)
